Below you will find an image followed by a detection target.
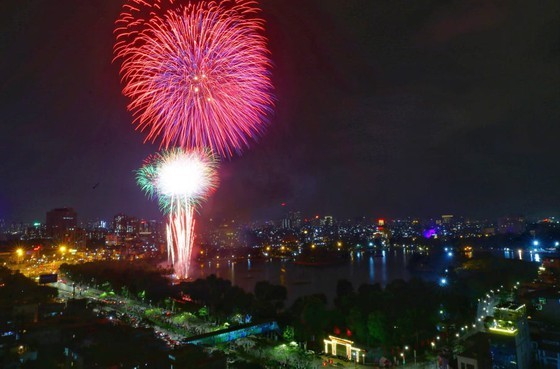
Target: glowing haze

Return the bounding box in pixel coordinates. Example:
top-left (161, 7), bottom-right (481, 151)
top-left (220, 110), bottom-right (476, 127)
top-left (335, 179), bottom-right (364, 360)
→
top-left (114, 0), bottom-right (274, 158)
top-left (158, 156), bottom-right (208, 198)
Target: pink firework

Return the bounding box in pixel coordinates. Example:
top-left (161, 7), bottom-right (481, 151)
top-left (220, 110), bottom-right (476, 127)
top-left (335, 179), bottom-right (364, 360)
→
top-left (115, 0), bottom-right (274, 157)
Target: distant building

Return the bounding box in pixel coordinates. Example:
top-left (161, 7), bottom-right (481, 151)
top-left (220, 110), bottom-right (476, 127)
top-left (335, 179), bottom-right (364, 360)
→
top-left (497, 215), bottom-right (526, 235)
top-left (113, 213), bottom-right (128, 236)
top-left (112, 213), bottom-right (145, 238)
top-left (46, 208), bottom-right (77, 241)
top-left (441, 214), bottom-right (454, 224)
top-left (105, 234), bottom-right (119, 247)
top-left (289, 211), bottom-right (302, 228)
top-left (208, 221), bottom-right (240, 248)
top-left (483, 227), bottom-right (496, 236)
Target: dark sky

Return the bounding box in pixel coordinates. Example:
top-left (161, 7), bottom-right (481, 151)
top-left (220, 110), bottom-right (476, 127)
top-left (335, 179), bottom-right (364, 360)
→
top-left (1, 0), bottom-right (559, 223)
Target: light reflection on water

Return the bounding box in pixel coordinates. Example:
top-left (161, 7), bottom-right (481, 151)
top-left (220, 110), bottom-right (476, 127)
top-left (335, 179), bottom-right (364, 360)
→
top-left (189, 248), bottom-right (544, 305)
top-left (368, 256), bottom-right (374, 283)
top-left (189, 249), bottom-right (441, 305)
top-left (503, 248), bottom-right (541, 263)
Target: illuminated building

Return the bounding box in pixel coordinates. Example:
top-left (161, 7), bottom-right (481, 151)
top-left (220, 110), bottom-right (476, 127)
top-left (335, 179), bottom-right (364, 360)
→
top-left (113, 214), bottom-right (150, 237)
top-left (486, 303), bottom-right (531, 369)
top-left (46, 208), bottom-right (77, 241)
top-left (113, 213), bottom-right (129, 236)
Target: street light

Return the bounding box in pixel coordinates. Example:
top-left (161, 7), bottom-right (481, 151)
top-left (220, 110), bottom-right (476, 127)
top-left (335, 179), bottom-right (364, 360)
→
top-left (15, 248), bottom-right (24, 263)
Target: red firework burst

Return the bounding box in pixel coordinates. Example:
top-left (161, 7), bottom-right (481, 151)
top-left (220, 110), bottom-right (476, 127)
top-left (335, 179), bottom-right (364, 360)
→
top-left (114, 0), bottom-right (274, 157)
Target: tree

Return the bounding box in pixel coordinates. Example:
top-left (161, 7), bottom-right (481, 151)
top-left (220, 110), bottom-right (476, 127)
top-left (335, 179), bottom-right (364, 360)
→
top-left (347, 308), bottom-right (368, 343)
top-left (335, 279), bottom-right (353, 299)
top-left (254, 281), bottom-right (287, 318)
top-left (367, 311), bottom-right (387, 345)
top-left (334, 279), bottom-right (354, 313)
top-left (283, 325), bottom-right (295, 341)
top-left (298, 295), bottom-right (330, 343)
top-left (198, 306), bottom-right (209, 320)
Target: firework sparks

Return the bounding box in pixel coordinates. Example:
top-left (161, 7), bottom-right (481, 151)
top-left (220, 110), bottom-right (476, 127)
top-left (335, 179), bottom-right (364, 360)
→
top-left (137, 148), bottom-right (218, 279)
top-left (115, 0), bottom-right (274, 158)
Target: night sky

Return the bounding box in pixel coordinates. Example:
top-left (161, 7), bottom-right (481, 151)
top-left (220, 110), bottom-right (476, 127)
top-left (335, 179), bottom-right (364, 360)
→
top-left (1, 0), bottom-right (559, 223)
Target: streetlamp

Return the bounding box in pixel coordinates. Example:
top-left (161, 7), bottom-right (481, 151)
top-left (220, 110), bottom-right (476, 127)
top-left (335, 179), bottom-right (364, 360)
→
top-left (15, 248), bottom-right (24, 263)
top-left (59, 245), bottom-right (67, 254)
top-left (400, 352), bottom-right (405, 365)
top-left (404, 346), bottom-right (409, 365)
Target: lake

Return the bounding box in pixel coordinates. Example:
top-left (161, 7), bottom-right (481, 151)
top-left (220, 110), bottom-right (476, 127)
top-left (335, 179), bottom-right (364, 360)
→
top-left (188, 248), bottom-right (454, 305)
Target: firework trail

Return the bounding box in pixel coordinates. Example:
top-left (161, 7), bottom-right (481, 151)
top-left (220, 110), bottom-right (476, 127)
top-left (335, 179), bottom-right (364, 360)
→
top-left (115, 0), bottom-right (274, 158)
top-left (137, 148), bottom-right (218, 279)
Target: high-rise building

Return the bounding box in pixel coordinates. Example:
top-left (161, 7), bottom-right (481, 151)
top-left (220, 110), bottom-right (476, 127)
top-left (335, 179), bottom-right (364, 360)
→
top-left (113, 213), bottom-right (134, 236)
top-left (113, 214), bottom-right (128, 236)
top-left (487, 303), bottom-right (531, 369)
top-left (289, 211), bottom-right (302, 228)
top-left (46, 208), bottom-right (77, 240)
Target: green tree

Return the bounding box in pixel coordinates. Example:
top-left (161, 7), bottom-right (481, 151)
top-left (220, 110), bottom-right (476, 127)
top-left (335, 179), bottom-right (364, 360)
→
top-left (367, 311), bottom-right (387, 345)
top-left (347, 308), bottom-right (368, 343)
top-left (283, 326), bottom-right (295, 341)
top-left (198, 306), bottom-right (209, 320)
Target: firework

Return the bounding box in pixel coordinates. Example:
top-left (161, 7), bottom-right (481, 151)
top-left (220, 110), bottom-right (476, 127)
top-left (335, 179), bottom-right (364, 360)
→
top-left (137, 148), bottom-right (218, 279)
top-left (115, 0), bottom-right (274, 158)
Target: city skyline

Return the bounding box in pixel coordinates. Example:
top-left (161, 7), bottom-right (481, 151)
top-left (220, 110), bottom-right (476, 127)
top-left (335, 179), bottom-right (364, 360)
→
top-left (1, 206), bottom-right (551, 229)
top-left (1, 1), bottom-right (559, 222)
